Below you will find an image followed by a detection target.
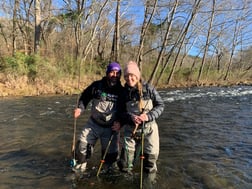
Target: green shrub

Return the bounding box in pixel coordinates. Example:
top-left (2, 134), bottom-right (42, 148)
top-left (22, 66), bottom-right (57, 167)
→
top-left (3, 53), bottom-right (28, 76)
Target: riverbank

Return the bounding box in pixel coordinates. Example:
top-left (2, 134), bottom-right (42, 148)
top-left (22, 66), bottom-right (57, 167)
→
top-left (0, 74), bottom-right (251, 97)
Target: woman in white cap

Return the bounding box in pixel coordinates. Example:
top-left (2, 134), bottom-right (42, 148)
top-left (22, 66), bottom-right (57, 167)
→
top-left (117, 61), bottom-right (164, 184)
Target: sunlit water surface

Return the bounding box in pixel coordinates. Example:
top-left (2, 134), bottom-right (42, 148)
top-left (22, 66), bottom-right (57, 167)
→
top-left (0, 86), bottom-right (251, 189)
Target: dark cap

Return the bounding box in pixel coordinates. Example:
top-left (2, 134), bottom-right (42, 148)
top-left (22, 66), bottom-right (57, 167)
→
top-left (106, 62), bottom-right (121, 74)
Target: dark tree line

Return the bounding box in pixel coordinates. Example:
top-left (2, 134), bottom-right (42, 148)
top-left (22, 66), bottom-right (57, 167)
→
top-left (0, 0), bottom-right (251, 87)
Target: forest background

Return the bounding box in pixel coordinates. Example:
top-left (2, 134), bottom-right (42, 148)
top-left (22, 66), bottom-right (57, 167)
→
top-left (0, 0), bottom-right (251, 97)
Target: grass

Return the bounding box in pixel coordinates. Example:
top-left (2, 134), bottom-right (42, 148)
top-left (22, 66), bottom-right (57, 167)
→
top-left (0, 54), bottom-right (251, 97)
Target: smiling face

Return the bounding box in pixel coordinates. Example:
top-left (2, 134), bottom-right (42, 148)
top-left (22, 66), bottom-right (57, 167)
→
top-left (123, 61), bottom-right (141, 87)
top-left (124, 73), bottom-right (139, 87)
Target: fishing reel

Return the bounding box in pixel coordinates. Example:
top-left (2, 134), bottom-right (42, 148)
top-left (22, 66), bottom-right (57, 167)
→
top-left (70, 158), bottom-right (77, 167)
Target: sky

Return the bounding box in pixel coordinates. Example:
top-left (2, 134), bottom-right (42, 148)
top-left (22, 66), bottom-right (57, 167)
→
top-left (1, 0), bottom-right (252, 58)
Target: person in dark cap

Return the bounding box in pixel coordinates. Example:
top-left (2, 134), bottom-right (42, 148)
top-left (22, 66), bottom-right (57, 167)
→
top-left (73, 62), bottom-right (123, 174)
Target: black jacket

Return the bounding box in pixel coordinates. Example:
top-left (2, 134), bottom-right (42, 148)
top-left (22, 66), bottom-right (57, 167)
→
top-left (78, 77), bottom-right (123, 111)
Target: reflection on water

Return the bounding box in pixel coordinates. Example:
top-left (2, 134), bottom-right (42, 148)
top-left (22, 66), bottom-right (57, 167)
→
top-left (0, 86), bottom-right (252, 189)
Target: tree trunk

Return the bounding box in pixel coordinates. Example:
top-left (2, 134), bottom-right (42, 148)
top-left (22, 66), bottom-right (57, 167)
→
top-left (12, 0), bottom-right (19, 55)
top-left (111, 0), bottom-right (120, 62)
top-left (197, 0), bottom-right (215, 83)
top-left (34, 0), bottom-right (41, 54)
top-left (136, 0), bottom-right (158, 71)
top-left (148, 0), bottom-right (177, 85)
top-left (165, 0), bottom-right (201, 85)
top-left (224, 20), bottom-right (239, 80)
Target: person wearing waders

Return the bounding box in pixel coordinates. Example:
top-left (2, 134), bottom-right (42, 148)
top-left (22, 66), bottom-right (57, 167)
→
top-left (117, 61), bottom-right (164, 186)
top-left (73, 62), bottom-right (122, 174)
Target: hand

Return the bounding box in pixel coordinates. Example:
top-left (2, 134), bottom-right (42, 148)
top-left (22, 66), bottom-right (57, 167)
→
top-left (74, 108), bottom-right (81, 118)
top-left (131, 114), bottom-right (142, 125)
top-left (139, 113), bottom-right (148, 122)
top-left (111, 121), bottom-right (120, 132)
top-left (131, 113), bottom-right (148, 124)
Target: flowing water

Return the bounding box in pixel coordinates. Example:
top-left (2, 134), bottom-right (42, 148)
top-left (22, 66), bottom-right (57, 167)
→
top-left (0, 86), bottom-right (251, 189)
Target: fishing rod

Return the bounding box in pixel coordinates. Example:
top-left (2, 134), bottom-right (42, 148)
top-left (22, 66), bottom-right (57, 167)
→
top-left (70, 115), bottom-right (78, 168)
top-left (96, 132), bottom-right (115, 177)
top-left (139, 120), bottom-right (145, 189)
top-left (70, 59), bottom-right (82, 168)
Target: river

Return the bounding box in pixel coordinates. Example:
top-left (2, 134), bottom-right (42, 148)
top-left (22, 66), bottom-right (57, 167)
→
top-left (0, 86), bottom-right (251, 189)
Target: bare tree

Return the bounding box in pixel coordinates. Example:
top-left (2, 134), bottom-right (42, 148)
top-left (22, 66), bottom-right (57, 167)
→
top-left (97, 20), bottom-right (114, 61)
top-left (80, 0), bottom-right (110, 63)
top-left (166, 0), bottom-right (201, 85)
top-left (197, 0), bottom-right (215, 83)
top-left (110, 0), bottom-right (120, 62)
top-left (147, 0), bottom-right (178, 85)
top-left (12, 0), bottom-right (19, 55)
top-left (16, 0), bottom-right (33, 55)
top-left (0, 0), bottom-right (251, 87)
top-left (62, 0), bottom-right (110, 62)
top-left (223, 19), bottom-right (239, 80)
top-left (34, 0), bottom-right (41, 53)
top-left (136, 0), bottom-right (158, 71)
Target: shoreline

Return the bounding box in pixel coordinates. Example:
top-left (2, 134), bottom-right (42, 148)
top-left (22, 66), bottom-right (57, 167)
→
top-left (1, 79), bottom-right (251, 98)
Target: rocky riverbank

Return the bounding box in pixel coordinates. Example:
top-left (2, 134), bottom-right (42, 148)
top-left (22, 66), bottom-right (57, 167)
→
top-left (0, 74), bottom-right (251, 97)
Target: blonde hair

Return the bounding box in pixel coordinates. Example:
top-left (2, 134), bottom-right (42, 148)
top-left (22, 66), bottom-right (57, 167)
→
top-left (137, 80), bottom-right (144, 112)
